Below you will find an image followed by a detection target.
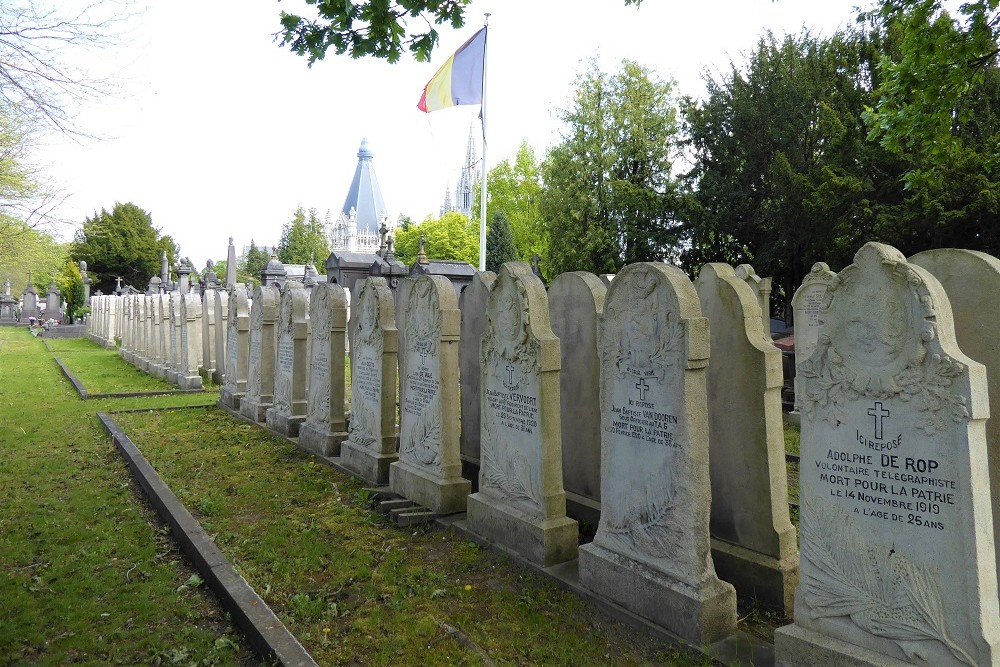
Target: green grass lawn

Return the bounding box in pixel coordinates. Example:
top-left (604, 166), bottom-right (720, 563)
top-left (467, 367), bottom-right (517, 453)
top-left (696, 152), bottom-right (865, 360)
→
top-left (3, 326), bottom-right (803, 665)
top-left (114, 406), bottom-right (711, 666)
top-left (45, 336), bottom-right (217, 395)
top-left (0, 328), bottom-right (257, 665)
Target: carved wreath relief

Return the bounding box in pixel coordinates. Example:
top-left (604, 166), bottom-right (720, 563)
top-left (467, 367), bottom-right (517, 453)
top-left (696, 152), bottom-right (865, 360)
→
top-left (798, 245), bottom-right (969, 436)
top-left (797, 244), bottom-right (980, 665)
top-left (480, 272), bottom-right (543, 511)
top-left (597, 265), bottom-right (685, 564)
top-left (400, 281), bottom-right (443, 470)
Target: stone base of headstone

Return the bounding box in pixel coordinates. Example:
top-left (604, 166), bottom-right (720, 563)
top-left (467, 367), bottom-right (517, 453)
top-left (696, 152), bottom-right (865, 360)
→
top-left (710, 538), bottom-right (798, 615)
top-left (150, 362), bottom-right (167, 379)
top-left (239, 396), bottom-right (271, 423)
top-left (177, 373), bottom-right (203, 390)
top-left (166, 369), bottom-right (180, 385)
top-left (578, 542), bottom-right (737, 646)
top-left (466, 493), bottom-right (578, 567)
top-left (104, 338), bottom-right (117, 350)
top-left (773, 624), bottom-right (912, 667)
top-left (265, 408), bottom-right (305, 438)
top-left (218, 388), bottom-right (243, 411)
top-left (388, 460), bottom-right (471, 515)
top-left (340, 439), bottom-right (397, 486)
top-left (199, 366), bottom-right (214, 383)
top-left (211, 368), bottom-right (225, 385)
top-left (298, 423), bottom-right (347, 457)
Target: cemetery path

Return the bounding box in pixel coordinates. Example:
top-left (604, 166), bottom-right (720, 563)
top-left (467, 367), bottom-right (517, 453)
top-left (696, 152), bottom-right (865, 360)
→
top-left (0, 328), bottom-right (258, 665)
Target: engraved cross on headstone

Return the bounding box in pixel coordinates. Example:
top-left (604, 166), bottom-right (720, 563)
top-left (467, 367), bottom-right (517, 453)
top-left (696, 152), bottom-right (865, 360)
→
top-left (505, 363), bottom-right (515, 387)
top-left (868, 401), bottom-right (890, 440)
top-left (635, 377), bottom-right (650, 401)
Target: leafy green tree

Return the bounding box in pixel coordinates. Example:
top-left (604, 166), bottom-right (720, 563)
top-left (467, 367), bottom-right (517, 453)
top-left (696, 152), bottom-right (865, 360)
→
top-left (0, 223), bottom-right (67, 296)
top-left (862, 1), bottom-right (1000, 187)
top-left (683, 30), bottom-right (887, 309)
top-left (70, 203), bottom-right (179, 295)
top-left (58, 261), bottom-right (84, 324)
top-left (277, 206), bottom-right (330, 270)
top-left (278, 0), bottom-right (644, 63)
top-left (540, 59), bottom-right (683, 276)
top-left (485, 211), bottom-right (517, 273)
top-left (239, 239), bottom-right (270, 284)
top-left (393, 211), bottom-right (478, 266)
top-left (480, 141), bottom-right (545, 265)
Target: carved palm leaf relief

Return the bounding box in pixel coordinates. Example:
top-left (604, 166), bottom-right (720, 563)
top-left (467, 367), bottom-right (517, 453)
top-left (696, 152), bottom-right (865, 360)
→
top-left (400, 393), bottom-right (442, 470)
top-left (600, 469), bottom-right (681, 560)
top-left (348, 395), bottom-right (377, 448)
top-left (479, 394), bottom-right (542, 511)
top-left (801, 498), bottom-right (975, 666)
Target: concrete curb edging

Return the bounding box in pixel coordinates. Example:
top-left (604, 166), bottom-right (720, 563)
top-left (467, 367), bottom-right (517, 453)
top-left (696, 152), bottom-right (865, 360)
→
top-left (51, 353), bottom-right (205, 400)
top-left (54, 356), bottom-right (89, 398)
top-left (97, 411), bottom-right (318, 667)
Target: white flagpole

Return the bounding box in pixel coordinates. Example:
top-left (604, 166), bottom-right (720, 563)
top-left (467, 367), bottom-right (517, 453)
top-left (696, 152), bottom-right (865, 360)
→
top-left (478, 14), bottom-right (490, 272)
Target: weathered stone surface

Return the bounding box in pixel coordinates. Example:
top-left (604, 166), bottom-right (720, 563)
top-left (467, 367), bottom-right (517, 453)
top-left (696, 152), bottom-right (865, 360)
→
top-left (213, 289), bottom-right (228, 385)
top-left (167, 293), bottom-right (182, 385)
top-left (178, 293), bottom-right (203, 390)
top-left (458, 271), bottom-right (495, 476)
top-left (791, 262), bottom-right (837, 412)
top-left (578, 262), bottom-right (737, 646)
top-left (389, 275), bottom-right (470, 514)
top-left (239, 284), bottom-right (280, 423)
top-left (466, 262), bottom-right (578, 567)
top-left (340, 278), bottom-right (399, 485)
top-left (734, 263), bottom-right (772, 335)
top-left (201, 288), bottom-right (217, 380)
top-left (776, 242), bottom-right (1000, 666)
top-left (154, 294), bottom-right (170, 378)
top-left (548, 271), bottom-right (605, 526)
top-left (266, 282), bottom-right (311, 437)
top-left (910, 247), bottom-right (1000, 612)
top-left (220, 285), bottom-right (250, 410)
top-left (299, 283), bottom-right (349, 457)
top-left (696, 263), bottom-right (798, 614)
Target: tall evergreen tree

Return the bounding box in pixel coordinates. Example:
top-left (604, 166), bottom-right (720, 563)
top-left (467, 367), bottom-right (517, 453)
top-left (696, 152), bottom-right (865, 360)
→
top-left (70, 202), bottom-right (178, 294)
top-left (540, 59), bottom-right (684, 276)
top-left (239, 239), bottom-right (270, 284)
top-left (277, 206), bottom-right (330, 268)
top-left (486, 211), bottom-right (518, 273)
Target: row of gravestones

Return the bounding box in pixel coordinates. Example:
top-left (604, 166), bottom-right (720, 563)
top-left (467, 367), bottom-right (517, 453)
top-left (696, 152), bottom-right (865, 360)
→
top-left (88, 287), bottom-right (233, 391)
top-left (201, 260), bottom-right (789, 648)
top-left (93, 246), bottom-right (1000, 665)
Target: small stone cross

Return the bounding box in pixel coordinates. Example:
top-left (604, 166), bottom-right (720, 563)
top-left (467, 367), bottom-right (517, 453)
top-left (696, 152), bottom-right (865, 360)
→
top-left (505, 363), bottom-right (515, 387)
top-left (868, 401), bottom-right (890, 440)
top-left (635, 377), bottom-right (650, 401)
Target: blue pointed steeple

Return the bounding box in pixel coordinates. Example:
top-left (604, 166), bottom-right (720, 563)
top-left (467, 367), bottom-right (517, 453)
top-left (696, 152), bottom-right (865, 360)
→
top-left (341, 138), bottom-right (387, 236)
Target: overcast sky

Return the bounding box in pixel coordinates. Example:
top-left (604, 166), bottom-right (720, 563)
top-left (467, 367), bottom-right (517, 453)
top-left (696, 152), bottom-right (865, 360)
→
top-left (31, 0), bottom-right (871, 269)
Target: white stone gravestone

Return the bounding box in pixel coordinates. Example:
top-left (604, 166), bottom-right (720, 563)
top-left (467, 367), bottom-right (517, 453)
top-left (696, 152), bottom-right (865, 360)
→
top-left (389, 275), bottom-right (471, 514)
top-left (213, 289), bottom-right (228, 385)
top-left (465, 262), bottom-right (578, 567)
top-left (775, 242), bottom-right (1000, 666)
top-left (219, 284), bottom-right (250, 410)
top-left (579, 262), bottom-right (737, 645)
top-left (178, 293), bottom-right (203, 389)
top-left (791, 262), bottom-right (837, 412)
top-left (340, 278), bottom-right (399, 485)
top-left (910, 247), bottom-right (1000, 614)
top-left (548, 271), bottom-right (606, 526)
top-left (458, 271), bottom-right (496, 477)
top-left (696, 262), bottom-right (798, 614)
top-left (239, 284), bottom-right (280, 422)
top-left (266, 281), bottom-right (311, 437)
top-left (299, 283), bottom-right (349, 456)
